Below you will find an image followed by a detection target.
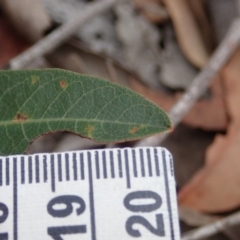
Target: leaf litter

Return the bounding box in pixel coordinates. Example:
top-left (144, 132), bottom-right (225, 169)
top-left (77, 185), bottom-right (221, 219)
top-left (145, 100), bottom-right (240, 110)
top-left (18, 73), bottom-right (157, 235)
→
top-left (179, 47), bottom-right (240, 213)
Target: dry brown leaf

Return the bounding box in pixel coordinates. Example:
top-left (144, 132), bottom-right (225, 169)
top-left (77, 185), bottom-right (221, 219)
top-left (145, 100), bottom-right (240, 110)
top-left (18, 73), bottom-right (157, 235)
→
top-left (183, 77), bottom-right (227, 130)
top-left (132, 0), bottom-right (169, 23)
top-left (187, 0), bottom-right (215, 52)
top-left (0, 0), bottom-right (51, 42)
top-left (132, 0), bottom-right (162, 8)
top-left (162, 0), bottom-right (209, 68)
top-left (0, 13), bottom-right (29, 67)
top-left (47, 42), bottom-right (132, 88)
top-left (130, 77), bottom-right (227, 130)
top-left (178, 47), bottom-right (240, 213)
top-left (179, 206), bottom-right (220, 227)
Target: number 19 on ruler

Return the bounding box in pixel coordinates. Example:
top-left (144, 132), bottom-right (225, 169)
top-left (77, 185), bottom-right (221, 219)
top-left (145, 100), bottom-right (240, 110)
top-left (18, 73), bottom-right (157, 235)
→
top-left (0, 147), bottom-right (180, 240)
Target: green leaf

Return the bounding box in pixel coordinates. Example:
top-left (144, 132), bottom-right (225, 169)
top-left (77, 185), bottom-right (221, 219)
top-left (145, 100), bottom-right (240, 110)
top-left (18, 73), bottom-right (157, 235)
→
top-left (0, 69), bottom-right (171, 155)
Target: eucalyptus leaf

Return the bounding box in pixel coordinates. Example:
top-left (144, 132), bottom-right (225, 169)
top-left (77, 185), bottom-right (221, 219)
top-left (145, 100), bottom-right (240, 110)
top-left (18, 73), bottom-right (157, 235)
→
top-left (0, 69), bottom-right (171, 155)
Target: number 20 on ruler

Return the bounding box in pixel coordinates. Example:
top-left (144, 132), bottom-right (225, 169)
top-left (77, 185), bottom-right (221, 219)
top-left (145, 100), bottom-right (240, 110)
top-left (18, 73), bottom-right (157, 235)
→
top-left (0, 147), bottom-right (180, 240)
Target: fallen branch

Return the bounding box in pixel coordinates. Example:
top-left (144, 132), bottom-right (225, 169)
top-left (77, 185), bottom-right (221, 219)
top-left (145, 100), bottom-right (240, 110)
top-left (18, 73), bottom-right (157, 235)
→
top-left (136, 18), bottom-right (240, 147)
top-left (6, 0), bottom-right (121, 70)
top-left (181, 210), bottom-right (240, 240)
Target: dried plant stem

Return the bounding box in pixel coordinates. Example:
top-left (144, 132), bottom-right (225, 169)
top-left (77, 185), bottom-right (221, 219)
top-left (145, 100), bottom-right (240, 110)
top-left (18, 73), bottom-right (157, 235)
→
top-left (7, 0), bottom-right (120, 70)
top-left (136, 18), bottom-right (240, 147)
top-left (181, 210), bottom-right (240, 240)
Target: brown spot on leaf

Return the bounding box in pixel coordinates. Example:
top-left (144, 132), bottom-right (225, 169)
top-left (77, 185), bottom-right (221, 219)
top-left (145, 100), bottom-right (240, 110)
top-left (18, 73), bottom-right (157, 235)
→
top-left (31, 76), bottom-right (39, 85)
top-left (85, 125), bottom-right (94, 136)
top-left (14, 113), bottom-right (28, 121)
top-left (129, 126), bottom-right (140, 134)
top-left (60, 80), bottom-right (67, 89)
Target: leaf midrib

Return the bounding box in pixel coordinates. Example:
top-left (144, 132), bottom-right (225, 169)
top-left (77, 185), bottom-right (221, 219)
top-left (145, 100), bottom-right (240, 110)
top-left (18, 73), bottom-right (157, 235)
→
top-left (0, 118), bottom-right (160, 128)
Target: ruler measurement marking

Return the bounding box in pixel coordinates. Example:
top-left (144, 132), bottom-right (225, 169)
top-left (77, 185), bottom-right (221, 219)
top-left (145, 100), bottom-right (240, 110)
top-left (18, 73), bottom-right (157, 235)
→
top-left (57, 154), bottom-right (62, 182)
top-left (28, 157), bottom-right (32, 184)
top-left (88, 152), bottom-right (96, 240)
top-left (102, 151), bottom-right (107, 179)
top-left (6, 158), bottom-right (9, 185)
top-left (0, 159), bottom-right (2, 186)
top-left (80, 153), bottom-right (85, 180)
top-left (147, 149), bottom-right (153, 177)
top-left (154, 148), bottom-right (160, 176)
top-left (35, 156), bottom-right (40, 183)
top-left (118, 150), bottom-right (123, 178)
top-left (124, 149), bottom-right (131, 189)
top-left (140, 149), bottom-right (145, 177)
top-left (43, 155), bottom-right (47, 182)
top-left (0, 148), bottom-right (179, 240)
top-left (73, 153), bottom-right (77, 181)
top-left (21, 157), bottom-right (25, 184)
top-left (110, 151), bottom-right (115, 178)
top-left (65, 153), bottom-right (70, 181)
top-left (95, 151), bottom-right (100, 179)
top-left (169, 154), bottom-right (174, 176)
top-left (162, 150), bottom-right (175, 240)
top-left (13, 157), bottom-right (18, 240)
top-left (132, 149), bottom-right (137, 177)
top-left (50, 155), bottom-right (55, 192)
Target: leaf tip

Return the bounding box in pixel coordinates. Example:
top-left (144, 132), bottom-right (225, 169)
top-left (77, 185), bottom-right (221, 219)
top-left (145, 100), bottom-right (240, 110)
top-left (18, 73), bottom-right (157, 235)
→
top-left (169, 124), bottom-right (174, 132)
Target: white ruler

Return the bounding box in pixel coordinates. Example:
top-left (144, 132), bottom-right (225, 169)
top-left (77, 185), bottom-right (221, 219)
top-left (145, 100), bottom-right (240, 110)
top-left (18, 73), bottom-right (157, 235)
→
top-left (0, 147), bottom-right (180, 240)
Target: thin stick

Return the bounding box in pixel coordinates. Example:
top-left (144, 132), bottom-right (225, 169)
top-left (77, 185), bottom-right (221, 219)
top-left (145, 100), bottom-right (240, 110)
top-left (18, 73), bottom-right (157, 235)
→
top-left (181, 210), bottom-right (240, 240)
top-left (7, 0), bottom-right (120, 70)
top-left (135, 18), bottom-right (240, 147)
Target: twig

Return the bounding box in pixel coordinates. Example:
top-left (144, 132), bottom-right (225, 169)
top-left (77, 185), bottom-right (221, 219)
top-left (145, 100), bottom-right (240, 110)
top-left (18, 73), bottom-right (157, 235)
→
top-left (181, 210), bottom-right (240, 240)
top-left (135, 18), bottom-right (240, 147)
top-left (7, 0), bottom-right (121, 70)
